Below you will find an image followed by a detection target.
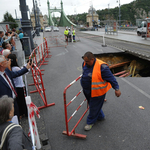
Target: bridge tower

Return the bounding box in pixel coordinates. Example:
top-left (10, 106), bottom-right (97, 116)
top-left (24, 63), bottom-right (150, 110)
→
top-left (47, 0), bottom-right (54, 26)
top-left (47, 0), bottom-right (76, 27)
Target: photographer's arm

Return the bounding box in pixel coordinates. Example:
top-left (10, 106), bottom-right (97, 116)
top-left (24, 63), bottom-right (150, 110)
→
top-left (4, 36), bottom-right (12, 42)
top-left (4, 33), bottom-right (14, 43)
top-left (9, 61), bottom-right (33, 78)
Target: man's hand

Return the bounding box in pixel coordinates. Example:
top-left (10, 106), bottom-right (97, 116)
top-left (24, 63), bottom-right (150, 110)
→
top-left (7, 59), bottom-right (11, 71)
top-left (115, 89), bottom-right (121, 97)
top-left (11, 32), bottom-right (15, 37)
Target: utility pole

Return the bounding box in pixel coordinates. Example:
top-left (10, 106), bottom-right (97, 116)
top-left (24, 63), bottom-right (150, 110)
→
top-left (28, 9), bottom-right (33, 30)
top-left (33, 0), bottom-right (40, 36)
top-left (117, 0), bottom-right (121, 28)
top-left (47, 0), bottom-right (51, 26)
top-left (92, 5), bottom-right (94, 27)
top-left (35, 0), bottom-right (41, 33)
top-left (108, 4), bottom-right (109, 20)
top-left (19, 0), bottom-right (35, 56)
top-left (15, 9), bottom-right (17, 19)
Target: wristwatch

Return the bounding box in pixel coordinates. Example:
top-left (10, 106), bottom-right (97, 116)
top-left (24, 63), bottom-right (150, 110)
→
top-left (115, 89), bottom-right (119, 91)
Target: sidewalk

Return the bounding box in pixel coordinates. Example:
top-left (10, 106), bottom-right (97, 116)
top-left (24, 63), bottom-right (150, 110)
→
top-left (81, 28), bottom-right (150, 46)
top-left (14, 32), bottom-right (49, 149)
top-left (33, 32), bottom-right (43, 47)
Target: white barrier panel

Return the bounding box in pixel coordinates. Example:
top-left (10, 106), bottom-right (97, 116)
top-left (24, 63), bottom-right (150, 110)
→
top-left (25, 96), bottom-right (41, 150)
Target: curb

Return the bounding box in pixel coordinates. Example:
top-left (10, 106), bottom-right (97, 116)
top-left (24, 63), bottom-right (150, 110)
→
top-left (98, 34), bottom-right (150, 47)
top-left (79, 31), bottom-right (150, 47)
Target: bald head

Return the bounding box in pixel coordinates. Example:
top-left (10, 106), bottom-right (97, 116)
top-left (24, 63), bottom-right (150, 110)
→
top-left (82, 52), bottom-right (95, 67)
top-left (82, 51), bottom-right (95, 60)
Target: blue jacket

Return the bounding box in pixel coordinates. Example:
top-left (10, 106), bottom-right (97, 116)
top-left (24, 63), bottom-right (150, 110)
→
top-left (19, 33), bottom-right (24, 39)
top-left (81, 59), bottom-right (119, 95)
top-left (0, 67), bottom-right (28, 98)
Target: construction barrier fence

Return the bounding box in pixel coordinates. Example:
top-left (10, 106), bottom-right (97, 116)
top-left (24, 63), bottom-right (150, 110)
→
top-left (29, 63), bottom-right (55, 110)
top-left (62, 75), bottom-right (89, 139)
top-left (25, 96), bottom-right (41, 150)
top-left (29, 38), bottom-right (51, 70)
top-left (29, 38), bottom-right (55, 110)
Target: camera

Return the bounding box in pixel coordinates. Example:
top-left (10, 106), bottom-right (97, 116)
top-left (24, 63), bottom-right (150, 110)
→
top-left (13, 33), bottom-right (16, 36)
top-left (27, 59), bottom-right (34, 67)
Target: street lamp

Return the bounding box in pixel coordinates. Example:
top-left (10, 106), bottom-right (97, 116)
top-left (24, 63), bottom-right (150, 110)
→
top-left (117, 0), bottom-right (121, 28)
top-left (108, 3), bottom-right (109, 20)
top-left (33, 0), bottom-right (40, 36)
top-left (92, 5), bottom-right (94, 27)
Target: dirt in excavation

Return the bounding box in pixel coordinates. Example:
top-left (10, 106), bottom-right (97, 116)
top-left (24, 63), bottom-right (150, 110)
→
top-left (95, 52), bottom-right (150, 77)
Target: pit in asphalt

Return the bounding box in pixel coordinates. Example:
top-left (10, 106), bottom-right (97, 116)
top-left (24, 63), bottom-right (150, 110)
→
top-left (95, 52), bottom-right (150, 77)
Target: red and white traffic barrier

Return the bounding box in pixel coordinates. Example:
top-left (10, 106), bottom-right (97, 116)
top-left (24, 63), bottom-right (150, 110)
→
top-left (62, 74), bottom-right (89, 139)
top-left (25, 96), bottom-right (41, 150)
top-left (29, 64), bottom-right (55, 110)
top-left (29, 38), bottom-right (51, 70)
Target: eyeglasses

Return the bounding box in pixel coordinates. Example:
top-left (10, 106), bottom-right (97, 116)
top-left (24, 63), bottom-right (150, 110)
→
top-left (1, 59), bottom-right (7, 64)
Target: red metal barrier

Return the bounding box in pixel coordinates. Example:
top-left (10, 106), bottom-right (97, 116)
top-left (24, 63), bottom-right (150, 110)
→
top-left (29, 38), bottom-right (51, 70)
top-left (29, 64), bottom-right (55, 110)
top-left (62, 75), bottom-right (89, 139)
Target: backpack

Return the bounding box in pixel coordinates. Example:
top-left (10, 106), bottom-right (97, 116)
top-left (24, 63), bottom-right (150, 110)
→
top-left (0, 123), bottom-right (21, 150)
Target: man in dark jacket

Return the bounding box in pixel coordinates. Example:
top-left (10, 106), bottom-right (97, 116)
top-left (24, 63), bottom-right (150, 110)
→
top-left (81, 52), bottom-right (121, 131)
top-left (0, 55), bottom-right (32, 120)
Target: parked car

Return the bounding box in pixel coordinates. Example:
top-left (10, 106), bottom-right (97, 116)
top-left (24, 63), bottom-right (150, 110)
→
top-left (45, 27), bottom-right (52, 32)
top-left (53, 27), bottom-right (59, 32)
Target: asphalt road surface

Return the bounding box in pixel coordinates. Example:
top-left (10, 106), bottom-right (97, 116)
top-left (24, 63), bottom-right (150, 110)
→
top-left (76, 29), bottom-right (150, 61)
top-left (28, 27), bottom-right (150, 150)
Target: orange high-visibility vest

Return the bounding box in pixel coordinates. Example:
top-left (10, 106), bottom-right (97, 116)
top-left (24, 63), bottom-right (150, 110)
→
top-left (83, 58), bottom-right (112, 97)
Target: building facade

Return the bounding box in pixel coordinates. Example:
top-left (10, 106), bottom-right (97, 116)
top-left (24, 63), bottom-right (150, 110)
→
top-left (30, 7), bottom-right (44, 29)
top-left (86, 6), bottom-right (98, 27)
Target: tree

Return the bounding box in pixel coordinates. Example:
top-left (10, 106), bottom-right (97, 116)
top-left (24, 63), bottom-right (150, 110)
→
top-left (3, 12), bottom-right (18, 29)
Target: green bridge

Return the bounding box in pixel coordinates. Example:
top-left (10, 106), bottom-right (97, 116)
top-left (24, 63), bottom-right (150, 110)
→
top-left (47, 0), bottom-right (76, 27)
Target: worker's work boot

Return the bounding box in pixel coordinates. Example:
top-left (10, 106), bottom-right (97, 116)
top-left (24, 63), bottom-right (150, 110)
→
top-left (84, 124), bottom-right (94, 131)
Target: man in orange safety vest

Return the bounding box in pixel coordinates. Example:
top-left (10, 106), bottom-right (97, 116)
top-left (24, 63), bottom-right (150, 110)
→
top-left (81, 51), bottom-right (121, 131)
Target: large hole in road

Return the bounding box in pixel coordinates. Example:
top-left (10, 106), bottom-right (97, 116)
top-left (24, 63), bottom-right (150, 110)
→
top-left (95, 52), bottom-right (150, 77)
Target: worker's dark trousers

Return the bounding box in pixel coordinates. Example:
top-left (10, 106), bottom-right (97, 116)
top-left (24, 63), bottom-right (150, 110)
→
top-left (83, 91), bottom-right (105, 125)
top-left (73, 35), bottom-right (75, 41)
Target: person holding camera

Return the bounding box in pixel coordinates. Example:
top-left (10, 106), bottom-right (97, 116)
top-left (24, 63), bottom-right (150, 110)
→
top-left (7, 32), bottom-right (16, 51)
top-left (7, 54), bottom-right (28, 119)
top-left (0, 55), bottom-right (33, 121)
top-left (0, 31), bottom-right (14, 53)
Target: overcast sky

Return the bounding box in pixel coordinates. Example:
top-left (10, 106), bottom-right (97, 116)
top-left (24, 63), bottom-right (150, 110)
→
top-left (0, 0), bottom-right (134, 22)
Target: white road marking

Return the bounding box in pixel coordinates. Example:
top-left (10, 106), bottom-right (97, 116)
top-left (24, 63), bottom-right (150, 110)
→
top-left (121, 78), bottom-right (150, 99)
top-left (55, 48), bottom-right (68, 56)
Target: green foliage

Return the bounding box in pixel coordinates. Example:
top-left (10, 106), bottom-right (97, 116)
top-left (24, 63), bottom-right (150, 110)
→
top-left (67, 0), bottom-right (150, 25)
top-left (3, 12), bottom-right (18, 29)
top-left (77, 13), bottom-right (87, 23)
top-left (67, 13), bottom-right (87, 25)
top-left (96, 0), bottom-right (150, 25)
